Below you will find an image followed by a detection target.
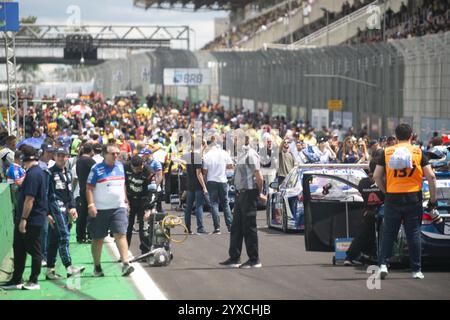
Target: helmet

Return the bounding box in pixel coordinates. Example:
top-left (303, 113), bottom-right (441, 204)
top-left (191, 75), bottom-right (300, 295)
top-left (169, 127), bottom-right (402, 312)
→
top-left (147, 248), bottom-right (171, 267)
top-left (427, 146), bottom-right (450, 171)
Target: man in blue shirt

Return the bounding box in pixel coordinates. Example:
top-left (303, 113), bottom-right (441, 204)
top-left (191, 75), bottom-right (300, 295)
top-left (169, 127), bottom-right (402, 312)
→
top-left (0, 145), bottom-right (48, 291)
top-left (86, 143), bottom-right (134, 277)
top-left (139, 148), bottom-right (163, 212)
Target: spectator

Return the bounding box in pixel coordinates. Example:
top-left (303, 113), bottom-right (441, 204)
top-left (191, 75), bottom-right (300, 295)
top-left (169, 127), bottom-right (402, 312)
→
top-left (317, 136), bottom-right (337, 163)
top-left (86, 143), bottom-right (134, 277)
top-left (338, 137), bottom-right (361, 163)
top-left (181, 142), bottom-right (208, 235)
top-left (75, 143), bottom-right (96, 243)
top-left (260, 135), bottom-right (279, 193)
top-left (277, 139), bottom-right (295, 185)
top-left (0, 135), bottom-right (16, 182)
top-left (203, 136), bottom-right (234, 234)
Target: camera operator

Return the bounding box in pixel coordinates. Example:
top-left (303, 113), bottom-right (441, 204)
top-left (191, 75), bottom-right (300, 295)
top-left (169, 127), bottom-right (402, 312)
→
top-left (125, 155), bottom-right (152, 254)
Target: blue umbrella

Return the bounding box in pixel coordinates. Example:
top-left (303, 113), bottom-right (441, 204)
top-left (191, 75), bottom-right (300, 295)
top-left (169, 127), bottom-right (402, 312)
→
top-left (16, 136), bottom-right (46, 150)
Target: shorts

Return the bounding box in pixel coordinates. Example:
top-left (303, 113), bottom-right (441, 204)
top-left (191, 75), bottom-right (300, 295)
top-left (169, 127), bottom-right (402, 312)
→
top-left (87, 207), bottom-right (128, 239)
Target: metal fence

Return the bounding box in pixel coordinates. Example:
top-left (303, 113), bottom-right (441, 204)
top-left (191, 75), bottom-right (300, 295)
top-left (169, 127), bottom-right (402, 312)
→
top-left (68, 32), bottom-right (450, 138)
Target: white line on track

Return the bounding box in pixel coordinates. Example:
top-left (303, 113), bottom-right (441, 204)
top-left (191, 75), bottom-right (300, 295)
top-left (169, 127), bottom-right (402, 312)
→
top-left (105, 237), bottom-right (167, 300)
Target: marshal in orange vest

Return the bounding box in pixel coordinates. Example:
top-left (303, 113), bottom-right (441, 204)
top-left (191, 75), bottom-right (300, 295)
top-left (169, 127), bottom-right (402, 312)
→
top-left (384, 143), bottom-right (423, 193)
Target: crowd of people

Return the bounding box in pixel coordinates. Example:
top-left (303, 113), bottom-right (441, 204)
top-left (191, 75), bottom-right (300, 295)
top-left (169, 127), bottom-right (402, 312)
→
top-left (352, 0), bottom-right (450, 44)
top-left (0, 90), bottom-right (448, 290)
top-left (204, 0), bottom-right (302, 50)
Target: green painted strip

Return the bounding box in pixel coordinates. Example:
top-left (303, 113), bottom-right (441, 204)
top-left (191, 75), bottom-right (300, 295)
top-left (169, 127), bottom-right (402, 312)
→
top-left (0, 226), bottom-right (141, 300)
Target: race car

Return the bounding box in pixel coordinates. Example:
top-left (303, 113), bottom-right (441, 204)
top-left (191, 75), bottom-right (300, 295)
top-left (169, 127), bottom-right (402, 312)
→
top-left (302, 168), bottom-right (450, 262)
top-left (266, 164), bottom-right (368, 233)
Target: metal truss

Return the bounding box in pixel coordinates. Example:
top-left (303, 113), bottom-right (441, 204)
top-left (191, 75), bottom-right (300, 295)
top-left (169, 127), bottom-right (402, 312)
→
top-left (16, 24), bottom-right (190, 49)
top-left (4, 32), bottom-right (19, 136)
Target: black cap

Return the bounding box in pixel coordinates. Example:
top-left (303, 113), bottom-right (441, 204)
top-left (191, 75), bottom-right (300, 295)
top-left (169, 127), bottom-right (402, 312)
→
top-left (378, 136), bottom-right (387, 142)
top-left (368, 139), bottom-right (378, 148)
top-left (55, 147), bottom-right (69, 155)
top-left (41, 143), bottom-right (55, 152)
top-left (318, 136), bottom-right (327, 144)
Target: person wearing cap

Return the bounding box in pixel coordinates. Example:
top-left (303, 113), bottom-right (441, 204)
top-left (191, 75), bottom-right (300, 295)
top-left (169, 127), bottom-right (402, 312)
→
top-left (0, 145), bottom-right (48, 291)
top-left (378, 136), bottom-right (387, 149)
top-left (45, 147), bottom-right (85, 280)
top-left (38, 142), bottom-right (56, 268)
top-left (0, 135), bottom-right (16, 182)
top-left (139, 148), bottom-right (163, 212)
top-left (386, 136), bottom-right (397, 147)
top-left (369, 139), bottom-right (383, 162)
top-left (317, 136), bottom-right (337, 164)
top-left (39, 143), bottom-right (56, 171)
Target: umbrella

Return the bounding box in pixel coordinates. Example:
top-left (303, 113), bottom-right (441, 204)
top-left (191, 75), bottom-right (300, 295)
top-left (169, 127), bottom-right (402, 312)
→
top-left (69, 105), bottom-right (92, 115)
top-left (16, 136), bottom-right (45, 150)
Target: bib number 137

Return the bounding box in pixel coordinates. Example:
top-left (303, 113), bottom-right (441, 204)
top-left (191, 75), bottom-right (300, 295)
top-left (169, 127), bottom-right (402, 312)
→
top-left (394, 165), bottom-right (416, 178)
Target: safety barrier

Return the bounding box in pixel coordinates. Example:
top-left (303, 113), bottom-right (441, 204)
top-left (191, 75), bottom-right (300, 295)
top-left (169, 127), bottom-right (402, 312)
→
top-left (0, 183), bottom-right (14, 267)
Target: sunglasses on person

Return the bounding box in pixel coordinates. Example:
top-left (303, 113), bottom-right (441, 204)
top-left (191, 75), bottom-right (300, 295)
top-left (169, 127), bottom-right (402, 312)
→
top-left (108, 151), bottom-right (120, 155)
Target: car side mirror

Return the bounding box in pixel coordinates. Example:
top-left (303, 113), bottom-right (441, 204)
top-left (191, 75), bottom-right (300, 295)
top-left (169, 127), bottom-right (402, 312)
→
top-left (269, 181), bottom-right (279, 190)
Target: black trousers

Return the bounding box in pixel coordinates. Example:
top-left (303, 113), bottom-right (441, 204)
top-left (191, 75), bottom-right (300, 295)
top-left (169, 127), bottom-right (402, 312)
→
top-left (229, 189), bottom-right (259, 262)
top-left (346, 210), bottom-right (377, 260)
top-left (126, 201), bottom-right (147, 253)
top-left (76, 195), bottom-right (89, 241)
top-left (12, 224), bottom-right (43, 283)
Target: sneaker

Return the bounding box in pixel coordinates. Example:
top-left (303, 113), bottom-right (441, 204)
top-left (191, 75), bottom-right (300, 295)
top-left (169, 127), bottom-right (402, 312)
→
top-left (412, 271), bottom-right (425, 279)
top-left (185, 229), bottom-right (194, 235)
top-left (22, 281), bottom-right (40, 290)
top-left (211, 229), bottom-right (221, 235)
top-left (378, 264), bottom-right (388, 280)
top-left (219, 258), bottom-right (241, 268)
top-left (93, 267), bottom-right (104, 277)
top-left (41, 260), bottom-right (47, 267)
top-left (239, 260), bottom-right (262, 269)
top-left (67, 265), bottom-right (86, 278)
top-left (196, 230), bottom-right (208, 235)
top-left (0, 279), bottom-right (24, 290)
top-left (122, 263), bottom-right (135, 277)
top-left (45, 269), bottom-right (63, 280)
top-left (343, 260), bottom-right (355, 266)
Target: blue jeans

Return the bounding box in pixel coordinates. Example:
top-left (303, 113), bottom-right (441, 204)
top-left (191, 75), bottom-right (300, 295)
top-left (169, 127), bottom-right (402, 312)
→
top-left (207, 181), bottom-right (232, 231)
top-left (378, 202), bottom-right (423, 272)
top-left (47, 204), bottom-right (72, 269)
top-left (184, 190), bottom-right (205, 233)
top-left (40, 219), bottom-right (49, 262)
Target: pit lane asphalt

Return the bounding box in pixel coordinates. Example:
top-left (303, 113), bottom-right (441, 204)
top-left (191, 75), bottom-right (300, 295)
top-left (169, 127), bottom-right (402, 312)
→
top-left (129, 206), bottom-right (450, 300)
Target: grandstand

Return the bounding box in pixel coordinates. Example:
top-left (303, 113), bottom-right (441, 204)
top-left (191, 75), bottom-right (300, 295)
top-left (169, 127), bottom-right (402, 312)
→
top-left (133, 0), bottom-right (257, 10)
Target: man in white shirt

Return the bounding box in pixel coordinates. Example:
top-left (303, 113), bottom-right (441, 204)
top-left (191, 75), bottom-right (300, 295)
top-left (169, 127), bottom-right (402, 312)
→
top-left (203, 137), bottom-right (234, 234)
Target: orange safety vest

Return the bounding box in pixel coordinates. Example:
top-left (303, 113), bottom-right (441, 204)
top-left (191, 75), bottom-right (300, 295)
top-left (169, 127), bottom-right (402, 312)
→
top-left (385, 143), bottom-right (423, 193)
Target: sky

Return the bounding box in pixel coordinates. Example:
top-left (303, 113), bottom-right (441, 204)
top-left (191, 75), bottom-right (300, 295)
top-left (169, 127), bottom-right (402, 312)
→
top-left (19, 0), bottom-right (228, 50)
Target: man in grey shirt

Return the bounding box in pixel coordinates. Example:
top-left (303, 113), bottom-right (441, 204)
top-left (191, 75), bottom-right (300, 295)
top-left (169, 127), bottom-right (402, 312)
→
top-left (277, 139), bottom-right (295, 185)
top-left (220, 136), bottom-right (266, 269)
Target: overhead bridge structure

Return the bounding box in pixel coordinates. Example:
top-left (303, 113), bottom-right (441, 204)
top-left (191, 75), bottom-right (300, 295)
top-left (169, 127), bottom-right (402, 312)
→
top-left (2, 24), bottom-right (190, 64)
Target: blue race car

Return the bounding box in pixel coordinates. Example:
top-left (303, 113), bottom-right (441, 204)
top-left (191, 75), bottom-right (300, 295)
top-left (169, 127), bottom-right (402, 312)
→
top-left (267, 165), bottom-right (368, 232)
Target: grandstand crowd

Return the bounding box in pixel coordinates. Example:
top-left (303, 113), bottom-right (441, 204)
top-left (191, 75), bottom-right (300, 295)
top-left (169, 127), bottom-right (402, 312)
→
top-left (204, 0), bottom-right (449, 50)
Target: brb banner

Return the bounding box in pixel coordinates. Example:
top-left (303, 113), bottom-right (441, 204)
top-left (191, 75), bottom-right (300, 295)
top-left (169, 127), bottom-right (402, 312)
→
top-left (163, 68), bottom-right (212, 86)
